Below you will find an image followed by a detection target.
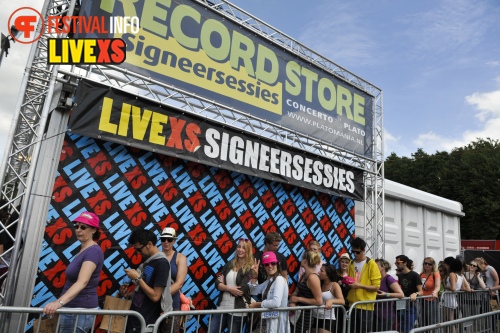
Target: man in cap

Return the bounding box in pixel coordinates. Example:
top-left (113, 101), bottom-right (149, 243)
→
top-left (160, 227), bottom-right (188, 333)
top-left (122, 229), bottom-right (172, 332)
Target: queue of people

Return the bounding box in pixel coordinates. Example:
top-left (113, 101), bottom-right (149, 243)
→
top-left (36, 216), bottom-right (499, 333)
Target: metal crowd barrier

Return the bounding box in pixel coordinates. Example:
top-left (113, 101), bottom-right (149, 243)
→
top-left (346, 290), bottom-right (493, 333)
top-left (439, 290), bottom-right (492, 324)
top-left (409, 310), bottom-right (500, 333)
top-left (0, 291), bottom-right (493, 333)
top-left (149, 305), bottom-right (347, 333)
top-left (0, 306), bottom-right (147, 333)
top-left (348, 296), bottom-right (435, 333)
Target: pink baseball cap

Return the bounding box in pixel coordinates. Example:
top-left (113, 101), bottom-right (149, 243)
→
top-left (73, 212), bottom-right (100, 228)
top-left (262, 251), bottom-right (278, 265)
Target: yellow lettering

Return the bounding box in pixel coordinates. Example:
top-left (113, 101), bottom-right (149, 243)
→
top-left (230, 30), bottom-right (255, 77)
top-left (285, 61), bottom-right (301, 96)
top-left (68, 39), bottom-right (85, 63)
top-left (48, 39), bottom-right (61, 63)
top-left (256, 44), bottom-right (278, 85)
top-left (353, 94), bottom-right (365, 125)
top-left (149, 113), bottom-right (169, 145)
top-left (84, 39), bottom-right (96, 63)
top-left (141, 0), bottom-right (172, 38)
top-left (337, 85), bottom-right (353, 121)
top-left (300, 67), bottom-right (318, 103)
top-left (131, 105), bottom-right (152, 140)
top-left (98, 97), bottom-right (117, 134)
top-left (201, 19), bottom-right (230, 62)
top-left (171, 4), bottom-right (200, 49)
top-left (318, 77), bottom-right (336, 111)
top-left (118, 103), bottom-right (131, 136)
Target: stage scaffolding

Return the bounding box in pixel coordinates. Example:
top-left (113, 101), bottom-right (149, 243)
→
top-left (0, 0), bottom-right (384, 320)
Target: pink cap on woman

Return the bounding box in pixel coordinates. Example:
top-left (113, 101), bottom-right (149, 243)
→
top-left (262, 251), bottom-right (278, 265)
top-left (73, 212), bottom-right (100, 228)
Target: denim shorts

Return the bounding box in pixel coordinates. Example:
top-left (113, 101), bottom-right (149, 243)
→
top-left (58, 312), bottom-right (96, 333)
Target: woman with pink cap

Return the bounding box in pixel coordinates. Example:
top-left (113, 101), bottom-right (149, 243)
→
top-left (248, 251), bottom-right (290, 333)
top-left (42, 211), bottom-right (104, 333)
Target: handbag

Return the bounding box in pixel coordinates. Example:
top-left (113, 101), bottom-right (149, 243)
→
top-left (100, 295), bottom-right (132, 333)
top-left (33, 316), bottom-right (58, 333)
top-left (491, 299), bottom-right (499, 311)
top-left (288, 310), bottom-right (301, 326)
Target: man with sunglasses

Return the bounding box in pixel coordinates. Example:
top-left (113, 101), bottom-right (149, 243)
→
top-left (346, 237), bottom-right (381, 333)
top-left (121, 229), bottom-right (172, 333)
top-left (395, 255), bottom-right (422, 333)
top-left (254, 232), bottom-right (288, 284)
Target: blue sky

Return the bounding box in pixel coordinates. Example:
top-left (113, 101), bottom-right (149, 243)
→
top-left (1, 0), bottom-right (500, 163)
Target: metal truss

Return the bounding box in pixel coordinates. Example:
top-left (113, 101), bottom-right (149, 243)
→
top-left (0, 0), bottom-right (79, 309)
top-left (199, 0), bottom-right (385, 258)
top-left (0, 0), bottom-right (384, 310)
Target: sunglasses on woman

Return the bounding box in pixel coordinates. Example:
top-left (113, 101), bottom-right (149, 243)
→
top-left (161, 237), bottom-right (174, 242)
top-left (74, 224), bottom-right (89, 230)
top-left (264, 262), bottom-right (278, 267)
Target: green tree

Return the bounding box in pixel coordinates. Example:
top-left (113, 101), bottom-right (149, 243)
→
top-left (384, 138), bottom-right (500, 239)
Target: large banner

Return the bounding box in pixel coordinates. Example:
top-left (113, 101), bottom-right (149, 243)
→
top-left (77, 0), bottom-right (375, 157)
top-left (30, 132), bottom-right (356, 332)
top-left (69, 79), bottom-right (364, 200)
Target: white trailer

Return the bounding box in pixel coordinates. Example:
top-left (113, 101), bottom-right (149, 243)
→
top-left (356, 179), bottom-right (464, 268)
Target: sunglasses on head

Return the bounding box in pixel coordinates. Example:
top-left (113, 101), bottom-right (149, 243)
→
top-left (74, 224), bottom-right (89, 230)
top-left (264, 262), bottom-right (278, 267)
top-left (239, 238), bottom-right (251, 243)
top-left (161, 237), bottom-right (174, 242)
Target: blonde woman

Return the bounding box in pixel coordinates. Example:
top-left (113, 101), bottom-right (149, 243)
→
top-left (211, 238), bottom-right (254, 333)
top-left (475, 257), bottom-right (499, 299)
top-left (298, 240), bottom-right (325, 279)
top-left (289, 250), bottom-right (323, 333)
top-left (336, 254), bottom-right (350, 306)
top-left (419, 257), bottom-right (441, 326)
top-left (464, 259), bottom-right (488, 316)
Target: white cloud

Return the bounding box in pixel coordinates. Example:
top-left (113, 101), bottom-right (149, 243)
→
top-left (413, 132), bottom-right (466, 153)
top-left (466, 90), bottom-right (500, 121)
top-left (412, 88), bottom-right (500, 153)
top-left (383, 129), bottom-right (413, 157)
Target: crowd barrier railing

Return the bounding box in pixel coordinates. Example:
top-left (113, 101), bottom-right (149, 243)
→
top-left (0, 291), bottom-right (493, 333)
top-left (409, 309), bottom-right (500, 333)
top-left (347, 295), bottom-right (436, 333)
top-left (0, 306), bottom-right (147, 333)
top-left (439, 290), bottom-right (492, 324)
top-left (149, 304), bottom-right (347, 333)
top-left (346, 290), bottom-right (494, 333)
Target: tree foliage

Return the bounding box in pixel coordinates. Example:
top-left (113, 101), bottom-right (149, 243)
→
top-left (384, 138), bottom-right (500, 239)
